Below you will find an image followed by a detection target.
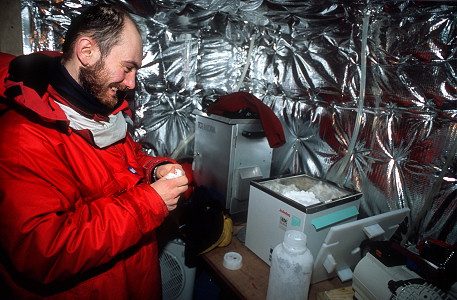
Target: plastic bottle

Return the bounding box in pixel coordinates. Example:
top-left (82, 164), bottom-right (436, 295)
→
top-left (266, 230), bottom-right (314, 300)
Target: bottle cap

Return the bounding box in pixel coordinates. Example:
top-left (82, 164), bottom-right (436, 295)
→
top-left (283, 230), bottom-right (307, 251)
top-left (223, 252), bottom-right (243, 270)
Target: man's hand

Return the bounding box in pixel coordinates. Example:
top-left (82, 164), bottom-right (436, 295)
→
top-left (150, 164), bottom-right (188, 211)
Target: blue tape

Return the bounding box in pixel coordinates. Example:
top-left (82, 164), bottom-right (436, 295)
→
top-left (312, 206), bottom-right (359, 230)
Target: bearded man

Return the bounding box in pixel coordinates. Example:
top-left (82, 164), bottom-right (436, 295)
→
top-left (0, 4), bottom-right (188, 299)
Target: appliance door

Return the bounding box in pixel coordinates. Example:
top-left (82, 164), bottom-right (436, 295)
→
top-left (193, 115), bottom-right (235, 206)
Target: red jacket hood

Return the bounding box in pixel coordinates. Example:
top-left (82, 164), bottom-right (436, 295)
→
top-left (0, 51), bottom-right (131, 126)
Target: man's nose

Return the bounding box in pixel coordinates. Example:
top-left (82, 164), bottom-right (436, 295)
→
top-left (123, 72), bottom-right (136, 89)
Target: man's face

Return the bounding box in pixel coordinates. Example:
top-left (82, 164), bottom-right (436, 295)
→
top-left (79, 19), bottom-right (143, 110)
top-left (79, 59), bottom-right (120, 109)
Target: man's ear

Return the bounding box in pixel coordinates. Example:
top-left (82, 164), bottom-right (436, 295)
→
top-left (75, 37), bottom-right (100, 66)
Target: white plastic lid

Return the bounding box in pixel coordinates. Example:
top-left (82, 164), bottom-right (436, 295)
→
top-left (223, 252), bottom-right (243, 270)
top-left (283, 230), bottom-right (307, 251)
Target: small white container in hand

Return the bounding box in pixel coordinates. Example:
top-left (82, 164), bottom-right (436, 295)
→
top-left (164, 169), bottom-right (183, 179)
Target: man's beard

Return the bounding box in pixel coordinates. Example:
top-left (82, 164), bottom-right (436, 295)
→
top-left (78, 60), bottom-right (124, 110)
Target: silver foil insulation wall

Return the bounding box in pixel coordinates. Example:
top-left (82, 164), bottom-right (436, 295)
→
top-left (21, 0), bottom-right (457, 245)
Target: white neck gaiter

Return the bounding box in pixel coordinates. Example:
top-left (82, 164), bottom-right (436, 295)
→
top-left (56, 102), bottom-right (127, 148)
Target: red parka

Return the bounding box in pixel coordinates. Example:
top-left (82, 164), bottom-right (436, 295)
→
top-left (0, 52), bottom-right (176, 299)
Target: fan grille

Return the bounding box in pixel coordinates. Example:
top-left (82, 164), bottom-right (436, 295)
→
top-left (160, 250), bottom-right (185, 300)
top-left (391, 282), bottom-right (448, 300)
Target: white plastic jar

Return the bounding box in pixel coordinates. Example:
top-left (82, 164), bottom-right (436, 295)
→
top-left (266, 230), bottom-right (314, 300)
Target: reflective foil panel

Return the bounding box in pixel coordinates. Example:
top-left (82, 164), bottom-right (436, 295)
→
top-left (21, 0), bottom-right (457, 245)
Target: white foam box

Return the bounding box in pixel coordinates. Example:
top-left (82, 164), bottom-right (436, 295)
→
top-left (245, 174), bottom-right (362, 265)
